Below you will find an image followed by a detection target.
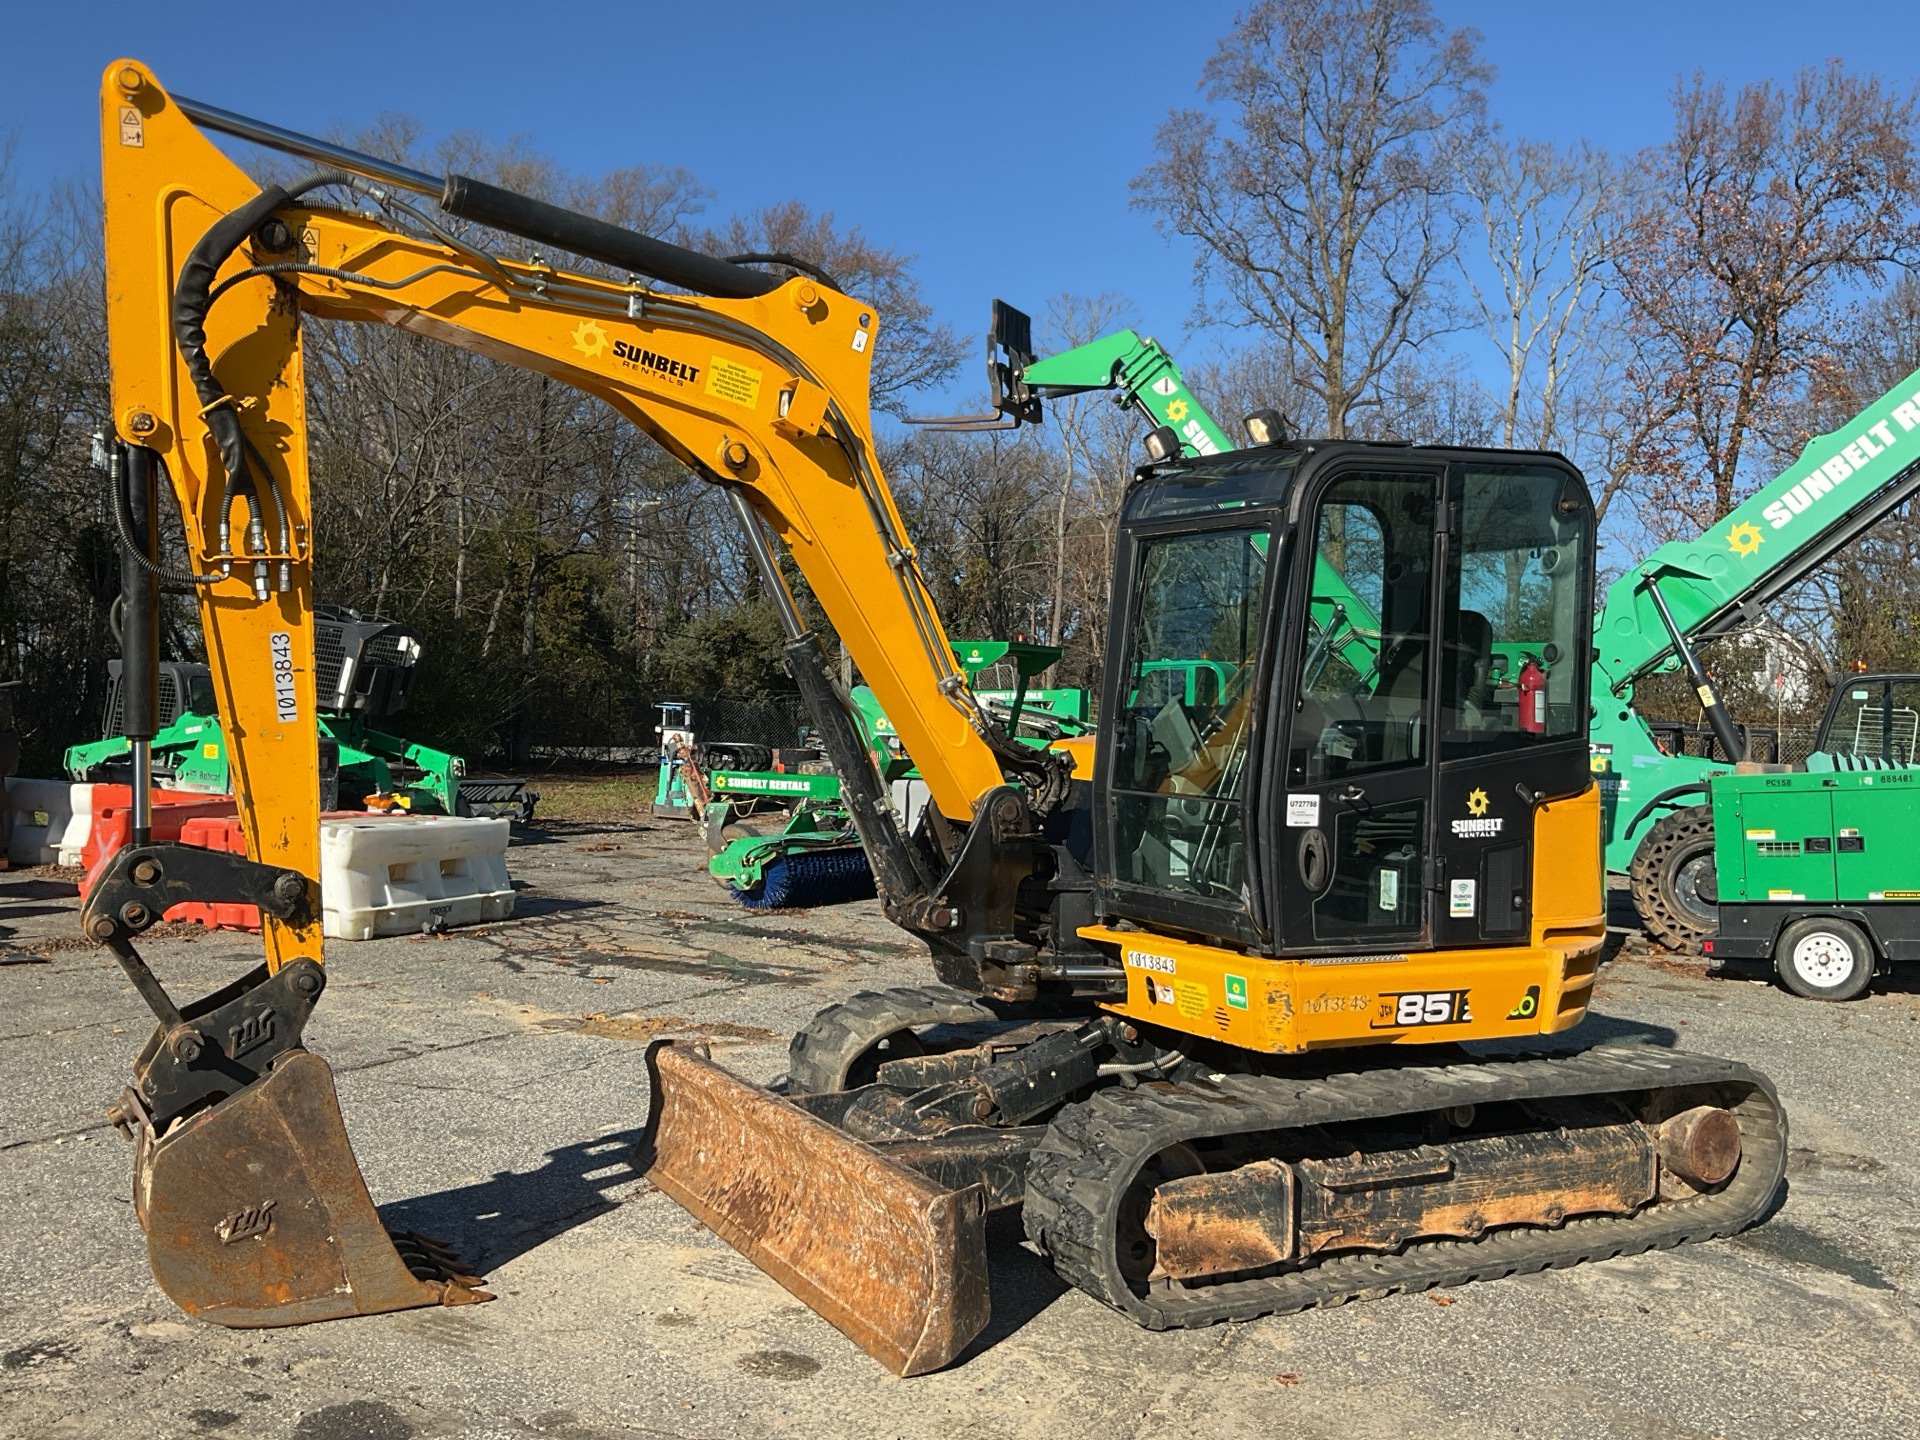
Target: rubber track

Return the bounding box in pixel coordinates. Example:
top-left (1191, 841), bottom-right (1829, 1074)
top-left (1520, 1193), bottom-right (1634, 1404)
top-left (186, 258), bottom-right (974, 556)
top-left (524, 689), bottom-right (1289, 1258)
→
top-left (1022, 1045), bottom-right (1786, 1329)
top-left (786, 985), bottom-right (995, 1094)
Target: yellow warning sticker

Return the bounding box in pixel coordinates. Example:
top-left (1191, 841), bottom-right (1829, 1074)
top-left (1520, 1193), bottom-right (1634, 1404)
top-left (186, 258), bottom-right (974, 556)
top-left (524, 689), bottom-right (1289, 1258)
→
top-left (706, 357), bottom-right (763, 409)
top-left (118, 105), bottom-right (144, 148)
top-left (1173, 980), bottom-right (1209, 1020)
top-left (1745, 829), bottom-right (1776, 840)
top-left (203, 744), bottom-right (219, 759)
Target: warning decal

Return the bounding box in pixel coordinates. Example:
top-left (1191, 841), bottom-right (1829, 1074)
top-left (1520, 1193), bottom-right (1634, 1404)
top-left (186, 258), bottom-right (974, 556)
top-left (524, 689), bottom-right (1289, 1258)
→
top-left (706, 358), bottom-right (763, 409)
top-left (1173, 980), bottom-right (1209, 1020)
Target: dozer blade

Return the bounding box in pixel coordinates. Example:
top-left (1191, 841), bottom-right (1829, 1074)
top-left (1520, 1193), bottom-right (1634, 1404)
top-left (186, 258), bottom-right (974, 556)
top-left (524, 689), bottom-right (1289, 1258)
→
top-left (638, 1039), bottom-right (989, 1377)
top-left (136, 1049), bottom-right (491, 1326)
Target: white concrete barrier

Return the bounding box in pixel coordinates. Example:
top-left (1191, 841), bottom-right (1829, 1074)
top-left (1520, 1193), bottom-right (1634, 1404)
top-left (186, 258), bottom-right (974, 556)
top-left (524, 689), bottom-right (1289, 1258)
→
top-left (4, 778), bottom-right (94, 867)
top-left (320, 813), bottom-right (514, 940)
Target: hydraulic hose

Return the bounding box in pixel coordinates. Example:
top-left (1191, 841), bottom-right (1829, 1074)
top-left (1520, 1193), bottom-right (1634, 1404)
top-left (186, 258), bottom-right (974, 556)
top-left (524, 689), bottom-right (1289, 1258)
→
top-left (108, 445), bottom-right (221, 587)
top-left (439, 174), bottom-right (778, 300)
top-left (170, 170), bottom-right (349, 596)
top-left (722, 252), bottom-right (843, 292)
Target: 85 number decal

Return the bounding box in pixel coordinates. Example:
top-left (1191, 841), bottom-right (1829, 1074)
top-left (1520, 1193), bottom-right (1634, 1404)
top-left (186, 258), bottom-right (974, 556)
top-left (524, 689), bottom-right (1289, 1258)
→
top-left (1371, 989), bottom-right (1473, 1029)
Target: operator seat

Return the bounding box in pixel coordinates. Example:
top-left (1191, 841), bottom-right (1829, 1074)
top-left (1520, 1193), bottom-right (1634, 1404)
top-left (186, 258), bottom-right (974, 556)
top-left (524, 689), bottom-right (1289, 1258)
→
top-left (1444, 610), bottom-right (1495, 733)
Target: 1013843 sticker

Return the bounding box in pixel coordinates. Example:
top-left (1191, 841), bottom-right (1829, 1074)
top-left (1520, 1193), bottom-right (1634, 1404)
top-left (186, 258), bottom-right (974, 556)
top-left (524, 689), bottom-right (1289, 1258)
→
top-left (269, 631), bottom-right (298, 722)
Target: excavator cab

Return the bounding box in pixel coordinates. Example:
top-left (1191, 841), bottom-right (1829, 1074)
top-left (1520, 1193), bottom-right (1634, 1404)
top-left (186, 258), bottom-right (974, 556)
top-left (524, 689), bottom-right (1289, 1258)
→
top-left (1098, 446), bottom-right (1595, 956)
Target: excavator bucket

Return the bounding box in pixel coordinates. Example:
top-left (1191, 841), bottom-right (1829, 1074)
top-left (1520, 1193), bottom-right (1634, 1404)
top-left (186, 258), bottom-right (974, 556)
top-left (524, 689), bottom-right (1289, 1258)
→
top-left (133, 1049), bottom-right (491, 1326)
top-left (638, 1040), bottom-right (990, 1377)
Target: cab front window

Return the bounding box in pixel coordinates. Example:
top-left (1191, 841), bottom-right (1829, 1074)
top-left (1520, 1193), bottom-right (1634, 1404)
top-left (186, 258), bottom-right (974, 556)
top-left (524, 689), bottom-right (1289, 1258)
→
top-left (1110, 527), bottom-right (1269, 901)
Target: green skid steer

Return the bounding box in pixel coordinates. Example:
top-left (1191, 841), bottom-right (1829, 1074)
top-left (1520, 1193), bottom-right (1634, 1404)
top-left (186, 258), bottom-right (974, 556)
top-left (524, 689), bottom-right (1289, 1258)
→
top-left (66, 607), bottom-right (536, 821)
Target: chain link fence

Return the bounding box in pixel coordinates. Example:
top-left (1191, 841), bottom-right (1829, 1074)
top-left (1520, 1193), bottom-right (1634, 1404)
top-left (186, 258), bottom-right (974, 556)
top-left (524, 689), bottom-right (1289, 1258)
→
top-left (1640, 721), bottom-right (1829, 766)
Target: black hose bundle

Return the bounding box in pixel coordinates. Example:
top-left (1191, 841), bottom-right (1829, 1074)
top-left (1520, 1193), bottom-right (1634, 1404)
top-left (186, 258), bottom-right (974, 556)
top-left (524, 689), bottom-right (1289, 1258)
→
top-left (169, 171), bottom-right (349, 585)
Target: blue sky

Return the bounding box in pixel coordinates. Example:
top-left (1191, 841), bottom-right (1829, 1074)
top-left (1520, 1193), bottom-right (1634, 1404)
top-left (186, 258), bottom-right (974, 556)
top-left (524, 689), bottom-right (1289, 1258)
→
top-left (2, 2), bottom-right (1907, 412)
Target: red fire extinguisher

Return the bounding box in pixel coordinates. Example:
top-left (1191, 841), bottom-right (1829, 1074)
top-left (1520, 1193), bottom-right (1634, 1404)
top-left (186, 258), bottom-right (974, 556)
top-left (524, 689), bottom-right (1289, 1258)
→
top-left (1518, 655), bottom-right (1548, 735)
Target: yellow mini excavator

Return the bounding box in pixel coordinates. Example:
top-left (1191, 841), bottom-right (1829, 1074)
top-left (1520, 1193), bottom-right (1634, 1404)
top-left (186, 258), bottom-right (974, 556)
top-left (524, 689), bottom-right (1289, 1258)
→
top-left (88, 62), bottom-right (1785, 1377)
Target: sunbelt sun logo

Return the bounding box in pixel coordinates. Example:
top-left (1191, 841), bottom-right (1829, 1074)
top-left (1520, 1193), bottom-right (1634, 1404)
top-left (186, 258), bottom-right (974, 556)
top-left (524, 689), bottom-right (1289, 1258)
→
top-left (1224, 974), bottom-right (1248, 1010)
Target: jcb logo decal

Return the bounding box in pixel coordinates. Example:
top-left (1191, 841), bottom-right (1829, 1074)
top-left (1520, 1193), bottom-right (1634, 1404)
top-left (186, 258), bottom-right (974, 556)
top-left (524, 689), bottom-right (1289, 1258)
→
top-left (1372, 989), bottom-right (1472, 1029)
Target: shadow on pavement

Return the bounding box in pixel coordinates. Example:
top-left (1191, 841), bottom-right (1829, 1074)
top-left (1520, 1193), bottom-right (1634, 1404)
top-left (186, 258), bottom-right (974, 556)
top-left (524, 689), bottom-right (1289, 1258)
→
top-left (955, 1208), bottom-right (1071, 1362)
top-left (506, 894), bottom-right (610, 919)
top-left (512, 820), bottom-right (660, 847)
top-left (0, 876), bottom-right (82, 901)
top-left (379, 1128), bottom-right (644, 1272)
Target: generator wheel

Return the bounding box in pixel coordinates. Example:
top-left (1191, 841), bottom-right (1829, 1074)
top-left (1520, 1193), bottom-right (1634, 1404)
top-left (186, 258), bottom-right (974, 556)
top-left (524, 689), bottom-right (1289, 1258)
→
top-left (1629, 805), bottom-right (1718, 953)
top-left (1774, 916), bottom-right (1875, 1001)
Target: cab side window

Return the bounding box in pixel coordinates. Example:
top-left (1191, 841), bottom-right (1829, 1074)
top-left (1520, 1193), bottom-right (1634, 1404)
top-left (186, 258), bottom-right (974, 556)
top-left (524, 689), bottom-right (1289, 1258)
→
top-left (1109, 527), bottom-right (1269, 901)
top-left (1288, 473), bottom-right (1437, 786)
top-left (1441, 467), bottom-right (1589, 756)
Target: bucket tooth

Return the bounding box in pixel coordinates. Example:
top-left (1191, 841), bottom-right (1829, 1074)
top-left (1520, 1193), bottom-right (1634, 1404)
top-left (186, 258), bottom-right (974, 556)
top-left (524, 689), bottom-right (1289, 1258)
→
top-left (638, 1038), bottom-right (989, 1377)
top-left (137, 1048), bottom-right (492, 1326)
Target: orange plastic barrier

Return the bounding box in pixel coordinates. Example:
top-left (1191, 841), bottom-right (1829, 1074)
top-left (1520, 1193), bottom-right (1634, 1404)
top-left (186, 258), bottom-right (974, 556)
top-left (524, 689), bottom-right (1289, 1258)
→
top-left (79, 786), bottom-right (238, 873)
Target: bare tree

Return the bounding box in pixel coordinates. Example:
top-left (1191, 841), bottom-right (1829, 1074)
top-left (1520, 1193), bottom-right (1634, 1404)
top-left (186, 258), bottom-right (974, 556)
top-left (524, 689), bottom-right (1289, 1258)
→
top-left (0, 142), bottom-right (113, 768)
top-left (889, 431), bottom-right (1059, 646)
top-left (1187, 343), bottom-right (1317, 444)
top-left (1461, 137), bottom-right (1618, 452)
top-left (1618, 62), bottom-right (1920, 537)
top-left (1133, 0), bottom-right (1489, 438)
top-left (1772, 276), bottom-right (1920, 676)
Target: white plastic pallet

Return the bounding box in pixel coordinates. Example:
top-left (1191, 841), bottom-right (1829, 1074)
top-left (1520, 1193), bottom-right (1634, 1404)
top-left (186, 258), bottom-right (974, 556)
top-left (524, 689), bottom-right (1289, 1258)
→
top-left (320, 812), bottom-right (515, 940)
top-left (4, 778), bottom-right (94, 867)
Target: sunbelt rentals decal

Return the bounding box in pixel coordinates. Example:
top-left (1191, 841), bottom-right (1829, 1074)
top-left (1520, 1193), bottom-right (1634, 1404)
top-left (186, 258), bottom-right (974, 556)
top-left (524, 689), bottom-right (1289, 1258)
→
top-left (1728, 390), bottom-right (1920, 556)
top-left (1450, 787), bottom-right (1502, 839)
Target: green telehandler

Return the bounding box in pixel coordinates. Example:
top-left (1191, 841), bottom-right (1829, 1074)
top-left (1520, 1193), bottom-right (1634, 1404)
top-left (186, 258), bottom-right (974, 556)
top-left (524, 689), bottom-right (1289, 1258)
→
top-left (1590, 368), bottom-right (1920, 952)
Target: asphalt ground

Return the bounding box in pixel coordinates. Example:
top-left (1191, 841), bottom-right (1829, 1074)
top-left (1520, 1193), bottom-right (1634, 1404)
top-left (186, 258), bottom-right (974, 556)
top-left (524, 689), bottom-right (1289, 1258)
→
top-left (2, 793), bottom-right (1917, 1439)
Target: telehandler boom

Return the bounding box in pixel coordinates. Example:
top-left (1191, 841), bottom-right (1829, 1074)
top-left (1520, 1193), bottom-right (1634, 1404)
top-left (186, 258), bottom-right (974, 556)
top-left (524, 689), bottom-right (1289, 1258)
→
top-left (90, 62), bottom-right (1784, 1378)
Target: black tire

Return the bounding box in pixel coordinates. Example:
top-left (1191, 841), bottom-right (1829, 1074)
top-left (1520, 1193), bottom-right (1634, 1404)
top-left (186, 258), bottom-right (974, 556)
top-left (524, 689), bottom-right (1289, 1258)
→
top-left (1773, 916), bottom-right (1875, 1001)
top-left (786, 985), bottom-right (996, 1093)
top-left (1628, 806), bottom-right (1718, 953)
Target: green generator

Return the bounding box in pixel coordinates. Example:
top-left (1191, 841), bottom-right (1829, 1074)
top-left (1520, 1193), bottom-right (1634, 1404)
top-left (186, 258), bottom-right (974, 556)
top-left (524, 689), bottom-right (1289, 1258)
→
top-left (1705, 672), bottom-right (1920, 998)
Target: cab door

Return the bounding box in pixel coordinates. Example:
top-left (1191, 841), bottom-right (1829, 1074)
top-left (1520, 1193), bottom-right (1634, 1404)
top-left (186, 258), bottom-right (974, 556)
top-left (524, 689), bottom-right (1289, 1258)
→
top-left (1274, 467), bottom-right (1444, 950)
top-left (1428, 461), bottom-right (1595, 948)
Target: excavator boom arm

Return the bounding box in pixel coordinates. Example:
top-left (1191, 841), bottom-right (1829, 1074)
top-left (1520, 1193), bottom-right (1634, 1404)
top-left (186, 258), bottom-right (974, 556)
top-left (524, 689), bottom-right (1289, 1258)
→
top-left (92, 57), bottom-right (1054, 1355)
top-left (102, 62), bottom-right (1013, 942)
